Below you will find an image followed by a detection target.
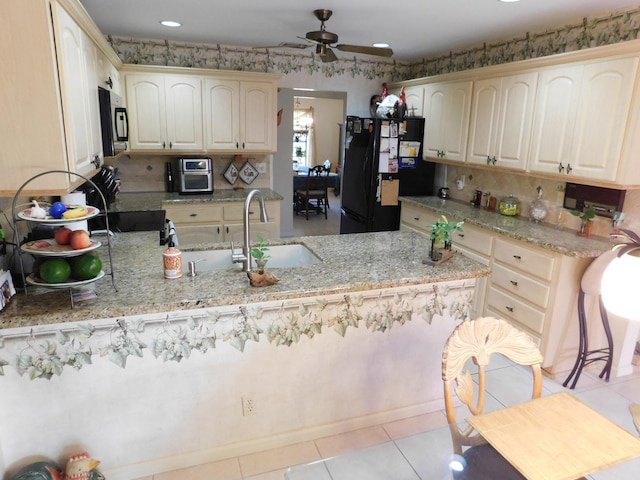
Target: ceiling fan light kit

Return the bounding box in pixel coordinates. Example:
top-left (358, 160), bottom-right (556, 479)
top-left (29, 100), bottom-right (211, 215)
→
top-left (253, 8), bottom-right (393, 63)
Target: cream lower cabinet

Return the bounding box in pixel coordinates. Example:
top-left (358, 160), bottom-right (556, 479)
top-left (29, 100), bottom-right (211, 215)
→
top-left (126, 73), bottom-right (204, 151)
top-left (423, 81), bottom-right (473, 162)
top-left (400, 201), bottom-right (593, 376)
top-left (163, 200), bottom-right (280, 246)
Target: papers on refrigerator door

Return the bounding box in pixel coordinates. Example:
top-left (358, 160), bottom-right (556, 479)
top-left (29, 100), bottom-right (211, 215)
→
top-left (379, 120), bottom-right (399, 173)
top-left (399, 141), bottom-right (421, 168)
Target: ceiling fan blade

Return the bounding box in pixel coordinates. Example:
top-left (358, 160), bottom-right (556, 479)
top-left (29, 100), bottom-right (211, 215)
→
top-left (336, 44), bottom-right (394, 57)
top-left (252, 42), bottom-right (310, 50)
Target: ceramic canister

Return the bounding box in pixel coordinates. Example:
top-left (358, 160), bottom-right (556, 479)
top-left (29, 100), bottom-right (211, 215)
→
top-left (163, 246), bottom-right (183, 279)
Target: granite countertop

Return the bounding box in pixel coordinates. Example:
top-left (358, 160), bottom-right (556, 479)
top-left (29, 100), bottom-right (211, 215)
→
top-left (1, 230), bottom-right (488, 329)
top-left (108, 188), bottom-right (283, 212)
top-left (399, 196), bottom-right (613, 258)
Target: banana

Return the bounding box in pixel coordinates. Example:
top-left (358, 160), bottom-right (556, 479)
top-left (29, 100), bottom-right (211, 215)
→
top-left (62, 206), bottom-right (88, 219)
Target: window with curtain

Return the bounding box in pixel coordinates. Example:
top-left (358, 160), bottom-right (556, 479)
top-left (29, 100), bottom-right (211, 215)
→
top-left (293, 107), bottom-right (315, 170)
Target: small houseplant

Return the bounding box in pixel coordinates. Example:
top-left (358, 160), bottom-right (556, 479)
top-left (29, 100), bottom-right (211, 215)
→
top-left (250, 235), bottom-right (270, 273)
top-left (571, 207), bottom-right (596, 237)
top-left (429, 215), bottom-right (464, 261)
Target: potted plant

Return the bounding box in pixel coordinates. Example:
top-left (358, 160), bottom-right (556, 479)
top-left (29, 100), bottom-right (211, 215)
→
top-left (250, 235), bottom-right (270, 274)
top-left (571, 207), bottom-right (596, 237)
top-left (429, 215), bottom-right (464, 261)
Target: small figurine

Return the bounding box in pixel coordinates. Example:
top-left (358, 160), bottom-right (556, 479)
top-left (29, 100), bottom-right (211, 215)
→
top-left (395, 86), bottom-right (407, 119)
top-left (64, 452), bottom-right (102, 480)
top-left (380, 82), bottom-right (389, 99)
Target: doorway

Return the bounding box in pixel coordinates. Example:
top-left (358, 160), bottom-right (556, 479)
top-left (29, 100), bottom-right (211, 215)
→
top-left (275, 89), bottom-right (346, 238)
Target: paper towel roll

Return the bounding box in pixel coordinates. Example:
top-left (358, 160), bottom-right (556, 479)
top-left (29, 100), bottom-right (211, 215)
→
top-left (61, 191), bottom-right (88, 231)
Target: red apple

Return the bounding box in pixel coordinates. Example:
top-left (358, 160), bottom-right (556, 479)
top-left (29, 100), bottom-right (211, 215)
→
top-left (54, 227), bottom-right (73, 245)
top-left (70, 229), bottom-right (91, 250)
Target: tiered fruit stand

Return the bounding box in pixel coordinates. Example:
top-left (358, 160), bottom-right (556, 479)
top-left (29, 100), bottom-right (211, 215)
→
top-left (11, 170), bottom-right (117, 306)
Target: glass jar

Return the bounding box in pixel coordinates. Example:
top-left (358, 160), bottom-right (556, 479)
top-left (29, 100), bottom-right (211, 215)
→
top-left (499, 194), bottom-right (521, 216)
top-left (529, 187), bottom-right (547, 223)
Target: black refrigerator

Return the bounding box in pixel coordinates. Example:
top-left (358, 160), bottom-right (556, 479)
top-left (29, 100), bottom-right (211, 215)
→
top-left (340, 116), bottom-right (435, 234)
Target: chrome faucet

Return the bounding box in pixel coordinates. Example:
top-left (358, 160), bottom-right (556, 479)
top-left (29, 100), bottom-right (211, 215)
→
top-left (231, 189), bottom-right (269, 272)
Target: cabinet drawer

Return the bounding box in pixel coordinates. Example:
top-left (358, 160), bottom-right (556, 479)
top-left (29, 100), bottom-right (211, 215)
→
top-left (451, 223), bottom-right (492, 256)
top-left (490, 263), bottom-right (550, 309)
top-left (485, 307), bottom-right (542, 347)
top-left (164, 204), bottom-right (223, 224)
top-left (493, 237), bottom-right (555, 281)
top-left (175, 224), bottom-right (224, 245)
top-left (400, 204), bottom-right (438, 232)
top-left (223, 202), bottom-right (279, 222)
top-left (486, 286), bottom-right (546, 334)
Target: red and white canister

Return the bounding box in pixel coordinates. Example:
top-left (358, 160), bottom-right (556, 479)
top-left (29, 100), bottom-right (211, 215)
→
top-left (163, 246), bottom-right (183, 279)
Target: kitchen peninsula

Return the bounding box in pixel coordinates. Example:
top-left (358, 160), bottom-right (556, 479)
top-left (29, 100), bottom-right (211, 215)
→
top-left (0, 228), bottom-right (487, 479)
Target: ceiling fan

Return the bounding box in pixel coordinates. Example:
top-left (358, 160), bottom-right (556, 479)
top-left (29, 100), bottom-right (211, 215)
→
top-left (254, 9), bottom-right (393, 63)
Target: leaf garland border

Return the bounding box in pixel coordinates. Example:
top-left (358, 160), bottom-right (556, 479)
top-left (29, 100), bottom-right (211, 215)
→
top-left (0, 280), bottom-right (475, 380)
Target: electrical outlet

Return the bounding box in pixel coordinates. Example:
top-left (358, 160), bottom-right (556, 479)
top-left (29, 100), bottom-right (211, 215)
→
top-left (242, 395), bottom-right (256, 416)
top-left (255, 162), bottom-right (267, 174)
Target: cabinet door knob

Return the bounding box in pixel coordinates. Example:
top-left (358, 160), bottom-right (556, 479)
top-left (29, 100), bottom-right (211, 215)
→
top-left (513, 255), bottom-right (522, 260)
top-left (491, 156), bottom-right (497, 165)
top-left (510, 280), bottom-right (518, 286)
top-left (506, 306), bottom-right (514, 312)
top-left (190, 213), bottom-right (197, 217)
top-left (566, 163), bottom-right (573, 174)
top-left (413, 217), bottom-right (420, 221)
top-left (486, 155), bottom-right (492, 165)
top-left (169, 141), bottom-right (173, 149)
top-left (457, 233), bottom-right (465, 238)
top-left (236, 142), bottom-right (239, 149)
top-left (163, 141), bottom-right (166, 149)
top-left (558, 162), bottom-right (565, 173)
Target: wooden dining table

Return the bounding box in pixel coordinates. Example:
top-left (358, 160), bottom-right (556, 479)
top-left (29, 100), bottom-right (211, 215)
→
top-left (293, 170), bottom-right (341, 195)
top-left (467, 391), bottom-right (640, 480)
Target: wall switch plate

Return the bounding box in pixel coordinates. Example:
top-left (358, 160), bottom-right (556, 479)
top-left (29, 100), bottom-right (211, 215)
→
top-left (255, 162), bottom-right (267, 174)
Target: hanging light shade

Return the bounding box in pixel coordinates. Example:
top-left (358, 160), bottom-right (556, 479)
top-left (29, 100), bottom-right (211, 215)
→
top-left (601, 229), bottom-right (640, 322)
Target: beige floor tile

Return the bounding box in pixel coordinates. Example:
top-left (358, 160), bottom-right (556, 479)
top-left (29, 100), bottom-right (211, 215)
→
top-left (153, 458), bottom-right (241, 480)
top-left (314, 425), bottom-right (390, 458)
top-left (239, 441), bottom-right (319, 478)
top-left (243, 468), bottom-right (289, 480)
top-left (382, 411), bottom-right (449, 440)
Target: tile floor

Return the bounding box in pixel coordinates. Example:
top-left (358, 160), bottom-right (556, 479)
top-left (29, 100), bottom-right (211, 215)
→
top-left (289, 192), bottom-right (341, 238)
top-left (135, 357), bottom-right (640, 480)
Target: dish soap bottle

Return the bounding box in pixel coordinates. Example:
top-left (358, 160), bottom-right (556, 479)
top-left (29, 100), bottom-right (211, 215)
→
top-left (529, 186), bottom-right (547, 223)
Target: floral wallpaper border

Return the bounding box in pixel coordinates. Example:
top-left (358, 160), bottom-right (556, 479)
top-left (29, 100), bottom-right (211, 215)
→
top-left (108, 5), bottom-right (640, 81)
top-left (0, 281), bottom-right (474, 380)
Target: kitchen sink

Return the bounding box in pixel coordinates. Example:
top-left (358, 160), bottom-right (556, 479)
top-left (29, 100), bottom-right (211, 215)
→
top-left (182, 243), bottom-right (321, 271)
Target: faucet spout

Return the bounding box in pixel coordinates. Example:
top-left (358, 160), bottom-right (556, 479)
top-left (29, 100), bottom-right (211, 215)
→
top-left (233, 189), bottom-right (269, 272)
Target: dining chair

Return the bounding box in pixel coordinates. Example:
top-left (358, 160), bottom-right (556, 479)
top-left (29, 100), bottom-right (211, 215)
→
top-left (442, 316), bottom-right (544, 479)
top-left (294, 165), bottom-right (329, 220)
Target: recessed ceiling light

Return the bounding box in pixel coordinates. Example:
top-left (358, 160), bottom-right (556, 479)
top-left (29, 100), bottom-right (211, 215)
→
top-left (160, 20), bottom-right (182, 28)
top-left (498, 0), bottom-right (521, 3)
top-left (373, 43), bottom-right (390, 48)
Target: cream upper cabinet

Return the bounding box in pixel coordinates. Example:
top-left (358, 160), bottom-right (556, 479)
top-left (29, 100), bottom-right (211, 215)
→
top-left (0, 0), bottom-right (113, 196)
top-left (126, 73), bottom-right (203, 151)
top-left (423, 81), bottom-right (472, 162)
top-left (204, 79), bottom-right (277, 153)
top-left (401, 85), bottom-right (425, 117)
top-left (529, 57), bottom-right (638, 182)
top-left (467, 72), bottom-right (537, 171)
top-left (54, 4), bottom-right (103, 177)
